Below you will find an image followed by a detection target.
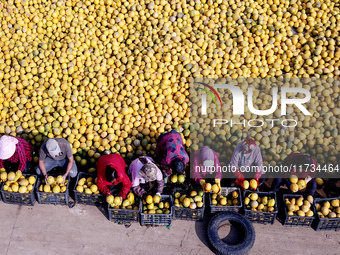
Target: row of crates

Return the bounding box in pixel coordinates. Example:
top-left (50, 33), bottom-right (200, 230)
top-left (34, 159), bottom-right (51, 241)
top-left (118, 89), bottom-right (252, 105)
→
top-left (0, 173), bottom-right (339, 230)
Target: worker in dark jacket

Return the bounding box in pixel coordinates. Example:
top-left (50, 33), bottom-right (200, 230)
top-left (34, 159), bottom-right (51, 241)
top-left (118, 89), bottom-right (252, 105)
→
top-left (128, 156), bottom-right (164, 198)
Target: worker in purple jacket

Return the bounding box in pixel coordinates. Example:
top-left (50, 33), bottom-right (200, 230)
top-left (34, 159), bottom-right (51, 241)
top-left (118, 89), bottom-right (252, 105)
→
top-left (128, 156), bottom-right (164, 198)
top-left (155, 130), bottom-right (189, 178)
top-left (191, 146), bottom-right (222, 192)
top-left (229, 138), bottom-right (264, 189)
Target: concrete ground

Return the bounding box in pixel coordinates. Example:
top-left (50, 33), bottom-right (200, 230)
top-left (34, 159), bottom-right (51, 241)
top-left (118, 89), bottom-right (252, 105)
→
top-left (0, 197), bottom-right (339, 255)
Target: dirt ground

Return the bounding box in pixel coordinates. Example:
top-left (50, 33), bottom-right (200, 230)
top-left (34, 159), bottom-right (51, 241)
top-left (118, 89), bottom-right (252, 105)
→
top-left (0, 197), bottom-right (339, 255)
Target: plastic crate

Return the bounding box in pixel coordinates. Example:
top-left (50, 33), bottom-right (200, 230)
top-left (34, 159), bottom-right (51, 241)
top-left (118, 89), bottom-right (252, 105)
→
top-left (209, 187), bottom-right (243, 213)
top-left (108, 199), bottom-right (140, 223)
top-left (1, 174), bottom-right (37, 206)
top-left (73, 172), bottom-right (104, 206)
top-left (172, 189), bottom-right (205, 221)
top-left (243, 191), bottom-right (278, 225)
top-left (140, 195), bottom-right (172, 226)
top-left (35, 175), bottom-right (70, 205)
top-left (313, 197), bottom-right (340, 231)
top-left (282, 194), bottom-right (315, 227)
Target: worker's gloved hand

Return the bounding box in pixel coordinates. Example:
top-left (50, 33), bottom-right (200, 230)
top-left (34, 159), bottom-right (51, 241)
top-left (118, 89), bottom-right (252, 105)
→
top-left (215, 178), bottom-right (221, 194)
top-left (234, 169), bottom-right (245, 188)
top-left (200, 179), bottom-right (206, 191)
top-left (254, 171), bottom-right (262, 181)
top-left (304, 175), bottom-right (312, 184)
top-left (156, 192), bottom-right (161, 196)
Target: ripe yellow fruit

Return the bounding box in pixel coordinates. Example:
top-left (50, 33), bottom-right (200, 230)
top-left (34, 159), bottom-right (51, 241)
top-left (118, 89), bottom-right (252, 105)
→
top-left (290, 183), bottom-right (299, 193)
top-left (243, 180), bottom-right (249, 190)
top-left (28, 176), bottom-right (36, 185)
top-left (232, 191), bottom-right (239, 199)
top-left (7, 172), bottom-right (15, 181)
top-left (76, 186), bottom-right (84, 193)
top-left (0, 172), bottom-right (7, 181)
top-left (183, 198), bottom-right (190, 208)
top-left (170, 175), bottom-right (178, 183)
top-left (211, 184), bottom-right (220, 194)
top-left (47, 176), bottom-right (55, 185)
top-left (19, 179), bottom-right (29, 187)
top-left (90, 185), bottom-right (98, 193)
top-left (297, 180), bottom-right (306, 190)
top-left (78, 178), bottom-right (86, 186)
top-left (153, 194), bottom-right (161, 204)
top-left (204, 183), bottom-right (212, 192)
top-left (56, 175), bottom-right (64, 184)
top-left (53, 186), bottom-right (61, 193)
top-left (289, 175), bottom-right (298, 184)
top-left (315, 178), bottom-right (324, 186)
top-left (44, 185), bottom-right (51, 193)
top-left (249, 179), bottom-right (257, 190)
top-left (249, 193), bottom-right (258, 201)
top-left (19, 186), bottom-right (27, 194)
top-left (60, 186), bottom-right (67, 193)
top-left (178, 175), bottom-right (185, 183)
top-left (114, 196), bottom-right (122, 206)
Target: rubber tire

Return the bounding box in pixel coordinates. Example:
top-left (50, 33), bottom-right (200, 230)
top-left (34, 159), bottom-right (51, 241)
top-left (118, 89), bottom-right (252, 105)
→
top-left (207, 212), bottom-right (255, 255)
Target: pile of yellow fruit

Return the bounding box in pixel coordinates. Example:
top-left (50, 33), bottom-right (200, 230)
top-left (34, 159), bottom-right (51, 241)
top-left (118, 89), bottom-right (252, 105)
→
top-left (174, 190), bottom-right (204, 209)
top-left (211, 190), bottom-right (240, 207)
top-left (75, 176), bottom-right (100, 195)
top-left (38, 175), bottom-right (68, 193)
top-left (142, 194), bottom-right (170, 214)
top-left (315, 199), bottom-right (340, 219)
top-left (0, 169), bottom-right (36, 194)
top-left (0, 0), bottom-right (339, 167)
top-left (170, 174), bottom-right (185, 184)
top-left (289, 175), bottom-right (307, 192)
top-left (285, 195), bottom-right (314, 217)
top-left (107, 192), bottom-right (139, 210)
top-left (245, 192), bottom-right (276, 212)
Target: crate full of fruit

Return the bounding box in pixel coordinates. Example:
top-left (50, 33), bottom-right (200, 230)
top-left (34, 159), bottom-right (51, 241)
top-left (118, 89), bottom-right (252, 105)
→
top-left (74, 172), bottom-right (104, 206)
top-left (36, 174), bottom-right (70, 205)
top-left (210, 187), bottom-right (242, 213)
top-left (107, 192), bottom-right (140, 223)
top-left (173, 189), bottom-right (205, 221)
top-left (140, 194), bottom-right (172, 226)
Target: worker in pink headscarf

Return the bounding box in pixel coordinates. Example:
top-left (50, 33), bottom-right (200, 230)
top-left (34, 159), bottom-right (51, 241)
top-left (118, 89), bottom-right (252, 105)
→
top-left (191, 146), bottom-right (222, 192)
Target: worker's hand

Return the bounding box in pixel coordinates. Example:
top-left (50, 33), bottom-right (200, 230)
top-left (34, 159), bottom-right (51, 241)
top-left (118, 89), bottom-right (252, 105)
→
top-left (44, 174), bottom-right (49, 184)
top-left (215, 178), bottom-right (221, 194)
top-left (304, 175), bottom-right (312, 184)
top-left (234, 176), bottom-right (245, 187)
top-left (62, 174), bottom-right (67, 183)
top-left (200, 179), bottom-right (206, 191)
top-left (254, 171), bottom-right (262, 181)
top-left (156, 192), bottom-right (161, 196)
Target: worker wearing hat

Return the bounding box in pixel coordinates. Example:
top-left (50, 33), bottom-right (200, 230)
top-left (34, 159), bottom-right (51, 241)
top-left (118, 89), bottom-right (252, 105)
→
top-left (155, 130), bottom-right (189, 178)
top-left (0, 135), bottom-right (33, 172)
top-left (129, 156), bottom-right (164, 198)
top-left (191, 146), bottom-right (222, 192)
top-left (36, 138), bottom-right (78, 183)
top-left (97, 154), bottom-right (131, 199)
top-left (230, 138), bottom-right (264, 189)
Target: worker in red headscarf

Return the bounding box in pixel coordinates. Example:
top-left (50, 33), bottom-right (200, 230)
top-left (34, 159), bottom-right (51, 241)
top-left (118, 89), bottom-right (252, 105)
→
top-left (229, 138), bottom-right (264, 189)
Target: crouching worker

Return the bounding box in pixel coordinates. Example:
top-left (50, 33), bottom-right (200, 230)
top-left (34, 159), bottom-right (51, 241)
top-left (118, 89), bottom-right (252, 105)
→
top-left (191, 146), bottom-right (222, 193)
top-left (129, 156), bottom-right (164, 198)
top-left (271, 153), bottom-right (317, 196)
top-left (155, 130), bottom-right (189, 178)
top-left (0, 135), bottom-right (33, 172)
top-left (230, 138), bottom-right (264, 189)
top-left (36, 138), bottom-right (78, 183)
top-left (97, 154), bottom-right (131, 200)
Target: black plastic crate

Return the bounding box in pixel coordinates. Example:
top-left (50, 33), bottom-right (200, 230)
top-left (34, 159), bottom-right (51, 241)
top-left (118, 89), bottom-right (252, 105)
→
top-left (36, 175), bottom-right (70, 205)
top-left (1, 174), bottom-right (37, 206)
top-left (210, 187), bottom-right (243, 214)
top-left (172, 189), bottom-right (205, 221)
top-left (282, 194), bottom-right (315, 227)
top-left (243, 191), bottom-right (278, 224)
top-left (313, 197), bottom-right (340, 231)
top-left (73, 172), bottom-right (104, 206)
top-left (140, 195), bottom-right (172, 226)
top-left (108, 199), bottom-right (140, 223)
